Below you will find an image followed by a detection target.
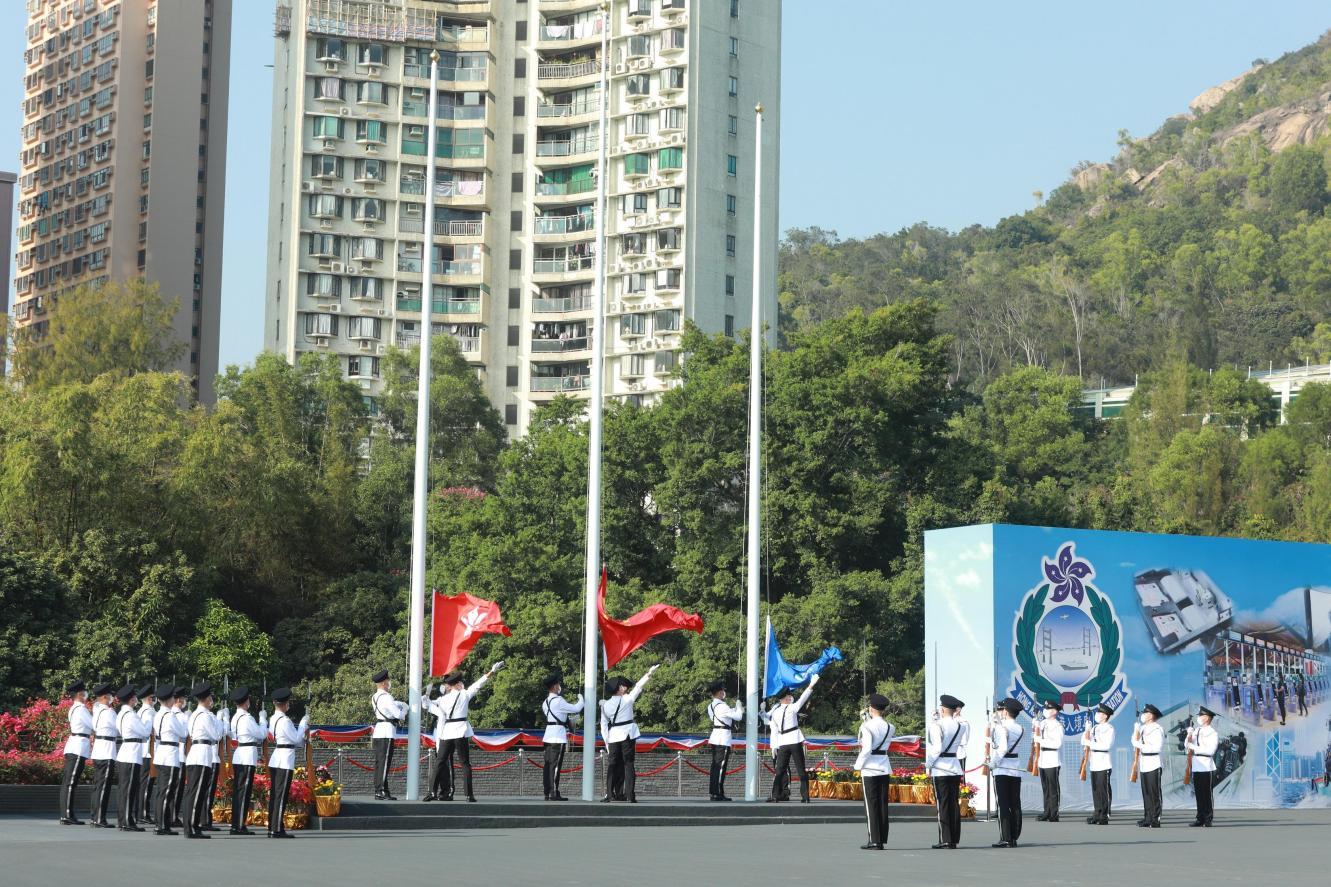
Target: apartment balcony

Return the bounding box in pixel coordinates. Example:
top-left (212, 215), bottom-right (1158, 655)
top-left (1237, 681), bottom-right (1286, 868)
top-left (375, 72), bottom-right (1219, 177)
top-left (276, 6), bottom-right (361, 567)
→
top-left (396, 332), bottom-right (482, 359)
top-left (531, 336), bottom-right (590, 354)
top-left (396, 255), bottom-right (489, 287)
top-left (534, 177), bottom-right (597, 205)
top-left (536, 58), bottom-right (602, 88)
top-left (533, 212), bottom-right (595, 240)
top-left (537, 18), bottom-right (604, 49)
top-left (395, 296), bottom-right (483, 317)
top-left (535, 97), bottom-right (601, 125)
top-left (532, 293), bottom-right (595, 314)
top-left (538, 0), bottom-right (603, 14)
top-left (400, 216), bottom-right (485, 239)
top-left (438, 23), bottom-right (490, 49)
top-left (530, 372), bottom-right (591, 394)
top-left (534, 135), bottom-right (599, 166)
top-left (533, 254), bottom-right (595, 281)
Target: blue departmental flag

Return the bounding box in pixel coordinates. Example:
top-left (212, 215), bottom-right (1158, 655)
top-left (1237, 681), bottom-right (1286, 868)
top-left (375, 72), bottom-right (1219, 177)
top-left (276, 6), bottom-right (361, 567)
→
top-left (763, 617), bottom-right (843, 697)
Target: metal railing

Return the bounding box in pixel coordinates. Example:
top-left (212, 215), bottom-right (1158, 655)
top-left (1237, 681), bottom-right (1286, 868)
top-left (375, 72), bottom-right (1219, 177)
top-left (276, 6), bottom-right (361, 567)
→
top-left (538, 20), bottom-right (604, 41)
top-left (531, 374), bottom-right (590, 391)
top-left (531, 336), bottom-right (589, 352)
top-left (535, 214), bottom-right (594, 235)
top-left (436, 219), bottom-right (483, 237)
top-left (536, 98), bottom-right (601, 118)
top-left (538, 59), bottom-right (601, 80)
top-left (395, 298), bottom-right (481, 315)
top-left (438, 24), bottom-right (488, 44)
top-left (533, 294), bottom-right (594, 313)
top-left (535, 137), bottom-right (599, 157)
top-left (535, 178), bottom-right (597, 197)
top-left (404, 63), bottom-right (487, 81)
top-left (396, 259), bottom-right (483, 276)
top-left (534, 256), bottom-right (595, 274)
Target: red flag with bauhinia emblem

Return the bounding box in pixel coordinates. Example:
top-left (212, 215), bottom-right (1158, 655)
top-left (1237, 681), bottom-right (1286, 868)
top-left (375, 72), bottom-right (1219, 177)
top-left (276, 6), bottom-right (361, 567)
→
top-left (597, 569), bottom-right (704, 670)
top-left (431, 591), bottom-right (512, 676)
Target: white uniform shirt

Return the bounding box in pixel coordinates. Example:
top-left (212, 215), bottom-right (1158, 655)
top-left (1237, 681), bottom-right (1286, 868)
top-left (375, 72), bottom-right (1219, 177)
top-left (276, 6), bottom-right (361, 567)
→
top-left (1132, 721), bottom-right (1165, 774)
top-left (153, 705), bottom-right (186, 768)
top-left (1081, 721), bottom-right (1114, 772)
top-left (1187, 723), bottom-right (1219, 773)
top-left (138, 703), bottom-right (156, 760)
top-left (266, 711), bottom-right (308, 771)
top-left (90, 702), bottom-right (119, 761)
top-left (540, 693), bottom-right (585, 744)
top-left (706, 698), bottom-right (745, 747)
top-left (63, 701), bottom-right (93, 758)
top-left (988, 718), bottom-right (1026, 778)
top-left (925, 716), bottom-right (968, 777)
top-left (371, 688), bottom-right (406, 739)
top-left (599, 672), bottom-right (654, 744)
top-left (765, 684), bottom-right (815, 749)
top-left (1036, 715), bottom-right (1064, 769)
top-left (854, 716), bottom-right (896, 776)
top-left (435, 673), bottom-right (491, 740)
top-left (184, 707), bottom-right (223, 767)
top-left (115, 705), bottom-right (150, 764)
top-left (229, 708), bottom-right (268, 767)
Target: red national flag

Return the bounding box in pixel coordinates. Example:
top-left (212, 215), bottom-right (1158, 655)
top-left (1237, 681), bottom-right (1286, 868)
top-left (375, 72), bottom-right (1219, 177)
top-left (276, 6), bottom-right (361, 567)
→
top-left (597, 569), bottom-right (704, 670)
top-left (430, 591), bottom-right (512, 677)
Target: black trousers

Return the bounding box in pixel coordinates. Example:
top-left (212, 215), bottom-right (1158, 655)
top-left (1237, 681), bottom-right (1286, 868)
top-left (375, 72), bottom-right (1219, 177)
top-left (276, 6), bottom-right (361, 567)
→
top-left (438, 737), bottom-right (473, 798)
top-left (933, 775), bottom-right (961, 846)
top-left (89, 758), bottom-right (114, 823)
top-left (1277, 696), bottom-right (1286, 723)
top-left (231, 764), bottom-right (255, 831)
top-left (709, 744), bottom-right (732, 798)
top-left (372, 737), bottom-right (394, 796)
top-left (994, 774), bottom-right (1022, 844)
top-left (1140, 768), bottom-right (1162, 824)
top-left (268, 766), bottom-right (293, 835)
top-left (184, 764), bottom-right (212, 836)
top-left (543, 742), bottom-right (566, 798)
top-left (1039, 765), bottom-right (1060, 818)
top-left (1297, 693), bottom-right (1308, 716)
top-left (205, 763), bottom-right (219, 826)
top-left (115, 761), bottom-right (141, 827)
top-left (607, 738), bottom-right (636, 800)
top-left (861, 774), bottom-right (890, 846)
top-left (427, 747), bottom-right (446, 798)
top-left (155, 765), bottom-right (180, 829)
top-left (1193, 770), bottom-right (1214, 824)
top-left (169, 761), bottom-right (187, 824)
top-left (139, 764), bottom-right (155, 823)
top-left (1091, 769), bottom-right (1112, 821)
top-left (770, 743), bottom-right (809, 801)
top-left (59, 753), bottom-right (86, 820)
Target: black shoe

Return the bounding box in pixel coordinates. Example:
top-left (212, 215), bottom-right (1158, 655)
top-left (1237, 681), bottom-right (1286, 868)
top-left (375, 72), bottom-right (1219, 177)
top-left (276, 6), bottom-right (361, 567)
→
top-left (1202, 822), bottom-right (1212, 827)
top-left (991, 841), bottom-right (1011, 848)
top-left (92, 821), bottom-right (114, 829)
top-left (1086, 816), bottom-right (1098, 824)
top-left (931, 843), bottom-right (951, 849)
top-left (382, 793), bottom-right (397, 801)
top-left (1138, 821), bottom-right (1151, 827)
top-left (860, 843), bottom-right (883, 850)
top-left (1149, 822), bottom-right (1161, 828)
top-left (374, 794), bottom-right (385, 800)
top-left (551, 794), bottom-right (568, 801)
top-left (155, 829), bottom-right (177, 836)
top-left (422, 794), bottom-right (436, 802)
top-left (766, 797), bottom-right (779, 803)
top-left (60, 818), bottom-right (78, 826)
top-left (122, 825), bottom-right (146, 833)
top-left (1049, 816), bottom-right (1060, 822)
top-left (1188, 821), bottom-right (1204, 827)
top-left (274, 831), bottom-right (294, 838)
top-left (1037, 814), bottom-right (1049, 821)
top-left (142, 817), bottom-right (155, 826)
top-left (800, 798), bottom-right (810, 804)
top-left (628, 797), bottom-right (637, 804)
top-left (602, 795), bottom-right (613, 803)
top-left (466, 796), bottom-right (477, 803)
top-left (186, 832), bottom-right (210, 839)
top-left (718, 795), bottom-right (733, 802)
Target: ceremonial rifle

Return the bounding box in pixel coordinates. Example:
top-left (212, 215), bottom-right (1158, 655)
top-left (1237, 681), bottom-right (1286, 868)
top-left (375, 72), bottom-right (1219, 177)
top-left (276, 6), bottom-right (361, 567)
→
top-left (147, 677), bottom-right (158, 780)
top-left (1183, 709), bottom-right (1195, 786)
top-left (1130, 701), bottom-right (1141, 784)
top-left (1027, 710), bottom-right (1041, 775)
top-left (1078, 715), bottom-right (1090, 782)
top-left (304, 682), bottom-right (318, 802)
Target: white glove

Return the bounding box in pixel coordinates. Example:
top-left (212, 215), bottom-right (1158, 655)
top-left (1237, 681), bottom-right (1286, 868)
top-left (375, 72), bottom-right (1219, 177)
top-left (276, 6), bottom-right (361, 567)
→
top-left (299, 714), bottom-right (310, 728)
top-left (217, 706), bottom-right (229, 722)
top-left (259, 709), bottom-right (268, 726)
top-left (490, 661), bottom-right (505, 673)
top-left (647, 664), bottom-right (660, 675)
top-left (425, 683), bottom-right (434, 697)
top-left (809, 674), bottom-right (820, 686)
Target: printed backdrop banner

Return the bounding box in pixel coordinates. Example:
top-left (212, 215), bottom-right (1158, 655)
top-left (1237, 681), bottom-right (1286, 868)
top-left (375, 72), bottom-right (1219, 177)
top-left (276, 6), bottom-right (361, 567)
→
top-left (925, 524), bottom-right (1331, 811)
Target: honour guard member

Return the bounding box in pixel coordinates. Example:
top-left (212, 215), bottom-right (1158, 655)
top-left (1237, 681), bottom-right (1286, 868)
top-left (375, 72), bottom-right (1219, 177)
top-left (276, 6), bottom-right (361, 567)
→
top-left (1186, 705), bottom-right (1220, 827)
top-left (370, 670), bottom-right (405, 800)
top-left (600, 664), bottom-right (660, 802)
top-left (988, 698), bottom-right (1026, 848)
top-left (1036, 698), bottom-right (1063, 821)
top-left (540, 674), bottom-right (584, 801)
top-left (925, 694), bottom-right (968, 849)
top-left (136, 685), bottom-right (158, 825)
top-left (762, 674), bottom-right (819, 804)
top-left (114, 684), bottom-right (148, 831)
top-left (855, 693), bottom-right (895, 850)
top-left (433, 661), bottom-right (504, 802)
top-left (265, 687), bottom-right (309, 838)
top-left (706, 679), bottom-right (743, 802)
top-left (1133, 703), bottom-right (1165, 828)
top-left (1082, 703), bottom-right (1115, 824)
top-left (87, 681), bottom-right (119, 828)
top-left (183, 682), bottom-right (222, 839)
top-left (151, 687), bottom-right (185, 834)
top-left (423, 684), bottom-right (446, 801)
top-left (167, 686), bottom-right (190, 828)
top-left (59, 680), bottom-right (91, 825)
top-left (227, 685), bottom-right (267, 835)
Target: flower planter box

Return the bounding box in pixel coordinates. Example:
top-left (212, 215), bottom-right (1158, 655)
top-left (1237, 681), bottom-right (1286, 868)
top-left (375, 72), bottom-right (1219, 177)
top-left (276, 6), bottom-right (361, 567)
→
top-left (314, 793), bottom-right (342, 817)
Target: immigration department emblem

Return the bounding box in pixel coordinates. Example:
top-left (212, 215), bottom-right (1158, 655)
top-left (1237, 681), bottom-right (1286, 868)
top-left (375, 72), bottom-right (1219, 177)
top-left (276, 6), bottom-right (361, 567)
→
top-left (1008, 542), bottom-right (1130, 734)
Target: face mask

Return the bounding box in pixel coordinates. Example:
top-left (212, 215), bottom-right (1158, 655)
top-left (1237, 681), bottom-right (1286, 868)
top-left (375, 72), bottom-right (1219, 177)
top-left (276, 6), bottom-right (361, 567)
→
top-left (1140, 714), bottom-right (1149, 724)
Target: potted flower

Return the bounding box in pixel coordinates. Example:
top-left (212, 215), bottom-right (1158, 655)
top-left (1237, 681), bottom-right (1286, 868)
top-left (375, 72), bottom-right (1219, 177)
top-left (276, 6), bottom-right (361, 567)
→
top-left (312, 765), bottom-right (343, 817)
top-left (959, 781), bottom-right (978, 818)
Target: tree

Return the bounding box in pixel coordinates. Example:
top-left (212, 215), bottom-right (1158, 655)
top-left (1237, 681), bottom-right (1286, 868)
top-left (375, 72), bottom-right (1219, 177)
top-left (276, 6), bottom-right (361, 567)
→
top-left (180, 599), bottom-right (278, 688)
top-left (9, 279), bottom-right (185, 391)
top-left (0, 548), bottom-right (71, 708)
top-left (1268, 144), bottom-right (1328, 216)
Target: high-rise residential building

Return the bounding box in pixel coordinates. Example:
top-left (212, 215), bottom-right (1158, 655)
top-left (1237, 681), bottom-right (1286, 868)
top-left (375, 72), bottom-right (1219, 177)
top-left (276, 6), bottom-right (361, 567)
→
top-left (13, 0), bottom-right (230, 402)
top-left (0, 170), bottom-right (16, 375)
top-left (265, 0), bottom-right (779, 434)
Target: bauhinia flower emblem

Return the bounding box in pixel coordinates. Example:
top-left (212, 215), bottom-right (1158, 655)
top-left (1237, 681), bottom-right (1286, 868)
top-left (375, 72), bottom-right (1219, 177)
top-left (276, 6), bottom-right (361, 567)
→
top-left (1042, 543), bottom-right (1094, 604)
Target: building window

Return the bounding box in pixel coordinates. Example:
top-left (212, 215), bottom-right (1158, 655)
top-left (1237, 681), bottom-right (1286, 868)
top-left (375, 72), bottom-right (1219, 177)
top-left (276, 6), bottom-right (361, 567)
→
top-left (315, 38), bottom-right (346, 62)
top-left (659, 187), bottom-right (683, 209)
top-left (730, 37), bottom-right (739, 56)
top-left (725, 274), bottom-right (735, 296)
top-left (623, 193), bottom-right (648, 214)
top-left (305, 312), bottom-right (339, 336)
top-left (731, 0), bottom-right (739, 17)
top-left (725, 314), bottom-right (735, 337)
top-left (313, 116), bottom-right (344, 140)
top-left (728, 76), bottom-right (738, 97)
top-left (627, 113), bottom-right (650, 136)
top-left (621, 313), bottom-right (647, 336)
top-left (355, 119), bottom-right (387, 144)
top-left (661, 67), bottom-right (685, 92)
top-left (726, 235), bottom-right (736, 257)
top-left (627, 74), bottom-right (651, 97)
top-left (358, 43), bottom-right (387, 66)
top-left (316, 76), bottom-right (343, 100)
top-left (654, 309), bottom-right (681, 332)
top-left (726, 154), bottom-right (737, 176)
top-left (624, 153), bottom-right (650, 176)
top-left (729, 115), bottom-right (738, 136)
top-left (726, 194), bottom-right (737, 215)
top-left (659, 147), bottom-right (683, 170)
top-left (357, 81), bottom-right (387, 105)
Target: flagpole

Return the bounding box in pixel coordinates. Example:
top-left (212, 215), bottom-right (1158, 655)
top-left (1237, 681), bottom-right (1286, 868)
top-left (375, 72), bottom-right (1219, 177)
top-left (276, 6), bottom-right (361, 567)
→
top-left (404, 49), bottom-right (441, 802)
top-left (743, 103), bottom-right (765, 802)
top-left (581, 1), bottom-right (611, 803)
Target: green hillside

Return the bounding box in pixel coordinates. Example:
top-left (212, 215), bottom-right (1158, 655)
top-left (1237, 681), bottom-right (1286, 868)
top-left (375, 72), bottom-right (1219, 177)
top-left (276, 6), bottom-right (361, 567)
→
top-left (780, 29), bottom-right (1331, 386)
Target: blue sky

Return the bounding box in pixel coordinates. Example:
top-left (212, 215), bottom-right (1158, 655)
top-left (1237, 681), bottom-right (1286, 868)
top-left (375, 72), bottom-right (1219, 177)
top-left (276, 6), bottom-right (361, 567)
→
top-left (3, 2), bottom-right (1328, 371)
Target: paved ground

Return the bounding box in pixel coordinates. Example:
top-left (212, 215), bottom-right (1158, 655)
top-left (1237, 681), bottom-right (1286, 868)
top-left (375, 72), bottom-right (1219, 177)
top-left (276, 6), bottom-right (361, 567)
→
top-left (2, 809), bottom-right (1324, 885)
